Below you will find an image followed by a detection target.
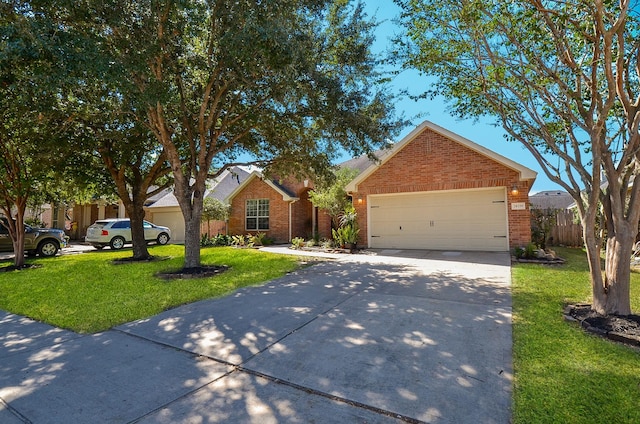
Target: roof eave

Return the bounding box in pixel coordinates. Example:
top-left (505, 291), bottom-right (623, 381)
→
top-left (225, 171), bottom-right (299, 202)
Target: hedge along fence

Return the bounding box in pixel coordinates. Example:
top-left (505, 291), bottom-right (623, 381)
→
top-left (532, 208), bottom-right (583, 248)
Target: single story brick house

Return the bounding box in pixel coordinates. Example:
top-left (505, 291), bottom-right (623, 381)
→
top-left (145, 166), bottom-right (332, 243)
top-left (344, 121), bottom-right (537, 251)
top-left (145, 120), bottom-right (536, 251)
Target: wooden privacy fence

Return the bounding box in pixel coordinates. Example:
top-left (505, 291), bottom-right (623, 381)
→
top-left (548, 209), bottom-right (583, 247)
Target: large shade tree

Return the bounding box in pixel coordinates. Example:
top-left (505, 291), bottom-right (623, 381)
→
top-left (0, 1), bottom-right (79, 267)
top-left (100, 0), bottom-right (400, 269)
top-left (86, 118), bottom-right (172, 260)
top-left (27, 0), bottom-right (178, 260)
top-left (396, 0), bottom-right (640, 315)
top-left (69, 83), bottom-right (172, 259)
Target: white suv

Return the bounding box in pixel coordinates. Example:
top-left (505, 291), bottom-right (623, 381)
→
top-left (85, 218), bottom-right (171, 250)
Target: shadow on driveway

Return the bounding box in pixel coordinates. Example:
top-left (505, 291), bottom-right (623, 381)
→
top-left (1, 252), bottom-right (513, 423)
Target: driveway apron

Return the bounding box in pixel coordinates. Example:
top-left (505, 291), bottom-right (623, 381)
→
top-left (1, 250), bottom-right (512, 423)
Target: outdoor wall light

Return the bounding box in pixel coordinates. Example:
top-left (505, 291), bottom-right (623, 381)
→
top-left (357, 196), bottom-right (364, 204)
top-left (511, 184), bottom-right (519, 195)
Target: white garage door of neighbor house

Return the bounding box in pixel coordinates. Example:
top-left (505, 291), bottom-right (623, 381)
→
top-left (150, 212), bottom-right (185, 244)
top-left (368, 188), bottom-right (509, 251)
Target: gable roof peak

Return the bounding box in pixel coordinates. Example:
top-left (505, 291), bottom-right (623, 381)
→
top-left (345, 120), bottom-right (537, 193)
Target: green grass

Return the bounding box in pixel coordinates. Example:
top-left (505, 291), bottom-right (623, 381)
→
top-left (512, 247), bottom-right (640, 423)
top-left (0, 245), bottom-right (300, 333)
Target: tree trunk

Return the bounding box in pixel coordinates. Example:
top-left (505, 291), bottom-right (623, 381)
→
top-left (583, 207), bottom-right (634, 316)
top-left (12, 230), bottom-right (25, 268)
top-left (183, 215), bottom-right (202, 269)
top-left (173, 176), bottom-right (205, 270)
top-left (596, 232), bottom-right (634, 315)
top-left (9, 199), bottom-right (27, 268)
top-left (127, 203), bottom-right (151, 260)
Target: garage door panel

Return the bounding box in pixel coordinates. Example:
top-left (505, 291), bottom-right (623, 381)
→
top-left (369, 189), bottom-right (508, 251)
top-left (151, 212), bottom-right (185, 244)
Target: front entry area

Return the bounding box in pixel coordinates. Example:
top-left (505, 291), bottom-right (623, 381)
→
top-left (367, 187), bottom-right (509, 251)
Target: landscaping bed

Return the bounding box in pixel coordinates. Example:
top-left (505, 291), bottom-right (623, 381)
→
top-left (565, 303), bottom-right (640, 348)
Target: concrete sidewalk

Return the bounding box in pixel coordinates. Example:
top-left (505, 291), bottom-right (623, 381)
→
top-left (1, 250), bottom-right (513, 423)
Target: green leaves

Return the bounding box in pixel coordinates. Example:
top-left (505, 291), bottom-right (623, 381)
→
top-left (396, 0), bottom-right (640, 315)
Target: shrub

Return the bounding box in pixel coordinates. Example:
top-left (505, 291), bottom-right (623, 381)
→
top-left (248, 232), bottom-right (274, 246)
top-left (515, 242), bottom-right (539, 259)
top-left (201, 234), bottom-right (213, 247)
top-left (331, 228), bottom-right (344, 247)
top-left (201, 234), bottom-right (232, 247)
top-left (321, 238), bottom-right (333, 249)
top-left (231, 234), bottom-right (247, 247)
top-left (291, 237), bottom-right (305, 249)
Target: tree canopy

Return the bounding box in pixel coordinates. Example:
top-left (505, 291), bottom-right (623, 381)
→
top-left (95, 0), bottom-right (401, 268)
top-left (309, 166), bottom-right (360, 227)
top-left (396, 0), bottom-right (640, 314)
top-left (0, 1), bottom-right (82, 266)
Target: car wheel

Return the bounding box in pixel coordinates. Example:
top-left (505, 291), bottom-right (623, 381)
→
top-left (156, 232), bottom-right (170, 245)
top-left (110, 236), bottom-right (126, 250)
top-left (38, 240), bottom-right (59, 257)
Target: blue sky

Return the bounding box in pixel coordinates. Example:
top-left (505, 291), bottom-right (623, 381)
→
top-left (361, 1), bottom-right (563, 194)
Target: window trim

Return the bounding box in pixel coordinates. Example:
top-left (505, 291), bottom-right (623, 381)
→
top-left (245, 199), bottom-right (270, 231)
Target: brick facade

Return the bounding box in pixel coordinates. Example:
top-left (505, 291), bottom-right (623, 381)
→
top-left (228, 176), bottom-right (331, 243)
top-left (229, 178), bottom-right (292, 243)
top-left (351, 126), bottom-right (534, 249)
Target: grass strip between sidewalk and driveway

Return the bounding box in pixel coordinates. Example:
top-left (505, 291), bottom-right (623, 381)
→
top-left (512, 247), bottom-right (640, 423)
top-left (0, 245), bottom-right (301, 333)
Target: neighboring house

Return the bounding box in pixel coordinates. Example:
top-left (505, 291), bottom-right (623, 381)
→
top-left (145, 167), bottom-right (253, 243)
top-left (68, 200), bottom-right (122, 240)
top-left (67, 188), bottom-right (171, 241)
top-left (64, 165), bottom-right (325, 244)
top-left (145, 166), bottom-right (332, 244)
top-left (529, 190), bottom-right (574, 210)
top-left (344, 121), bottom-right (537, 251)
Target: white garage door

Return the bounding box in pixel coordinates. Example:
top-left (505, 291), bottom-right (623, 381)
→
top-left (150, 211), bottom-right (185, 244)
top-left (368, 188), bottom-right (508, 251)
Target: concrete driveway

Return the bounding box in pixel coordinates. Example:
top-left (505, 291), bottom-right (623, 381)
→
top-left (0, 249), bottom-right (512, 423)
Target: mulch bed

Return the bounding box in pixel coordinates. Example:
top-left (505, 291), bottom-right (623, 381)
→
top-left (564, 304), bottom-right (640, 348)
top-left (514, 257), bottom-right (566, 264)
top-left (112, 255), bottom-right (171, 264)
top-left (156, 265), bottom-right (229, 280)
top-left (0, 263), bottom-right (42, 272)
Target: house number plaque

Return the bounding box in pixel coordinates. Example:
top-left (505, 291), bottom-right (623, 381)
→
top-left (511, 202), bottom-right (526, 210)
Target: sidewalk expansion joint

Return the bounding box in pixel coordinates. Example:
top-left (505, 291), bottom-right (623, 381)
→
top-left (1, 396), bottom-right (32, 424)
top-left (236, 366), bottom-right (424, 424)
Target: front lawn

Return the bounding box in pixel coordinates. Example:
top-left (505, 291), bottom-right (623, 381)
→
top-left (0, 245), bottom-right (300, 333)
top-left (512, 247), bottom-right (640, 423)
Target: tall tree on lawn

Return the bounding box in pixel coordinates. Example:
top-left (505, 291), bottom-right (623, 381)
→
top-left (0, 1), bottom-right (79, 267)
top-left (102, 0), bottom-right (401, 269)
top-left (396, 0), bottom-right (640, 314)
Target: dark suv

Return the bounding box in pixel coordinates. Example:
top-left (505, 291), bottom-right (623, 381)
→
top-left (0, 218), bottom-right (69, 257)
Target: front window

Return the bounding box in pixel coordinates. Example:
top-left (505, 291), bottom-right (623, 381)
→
top-left (246, 199), bottom-right (269, 231)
